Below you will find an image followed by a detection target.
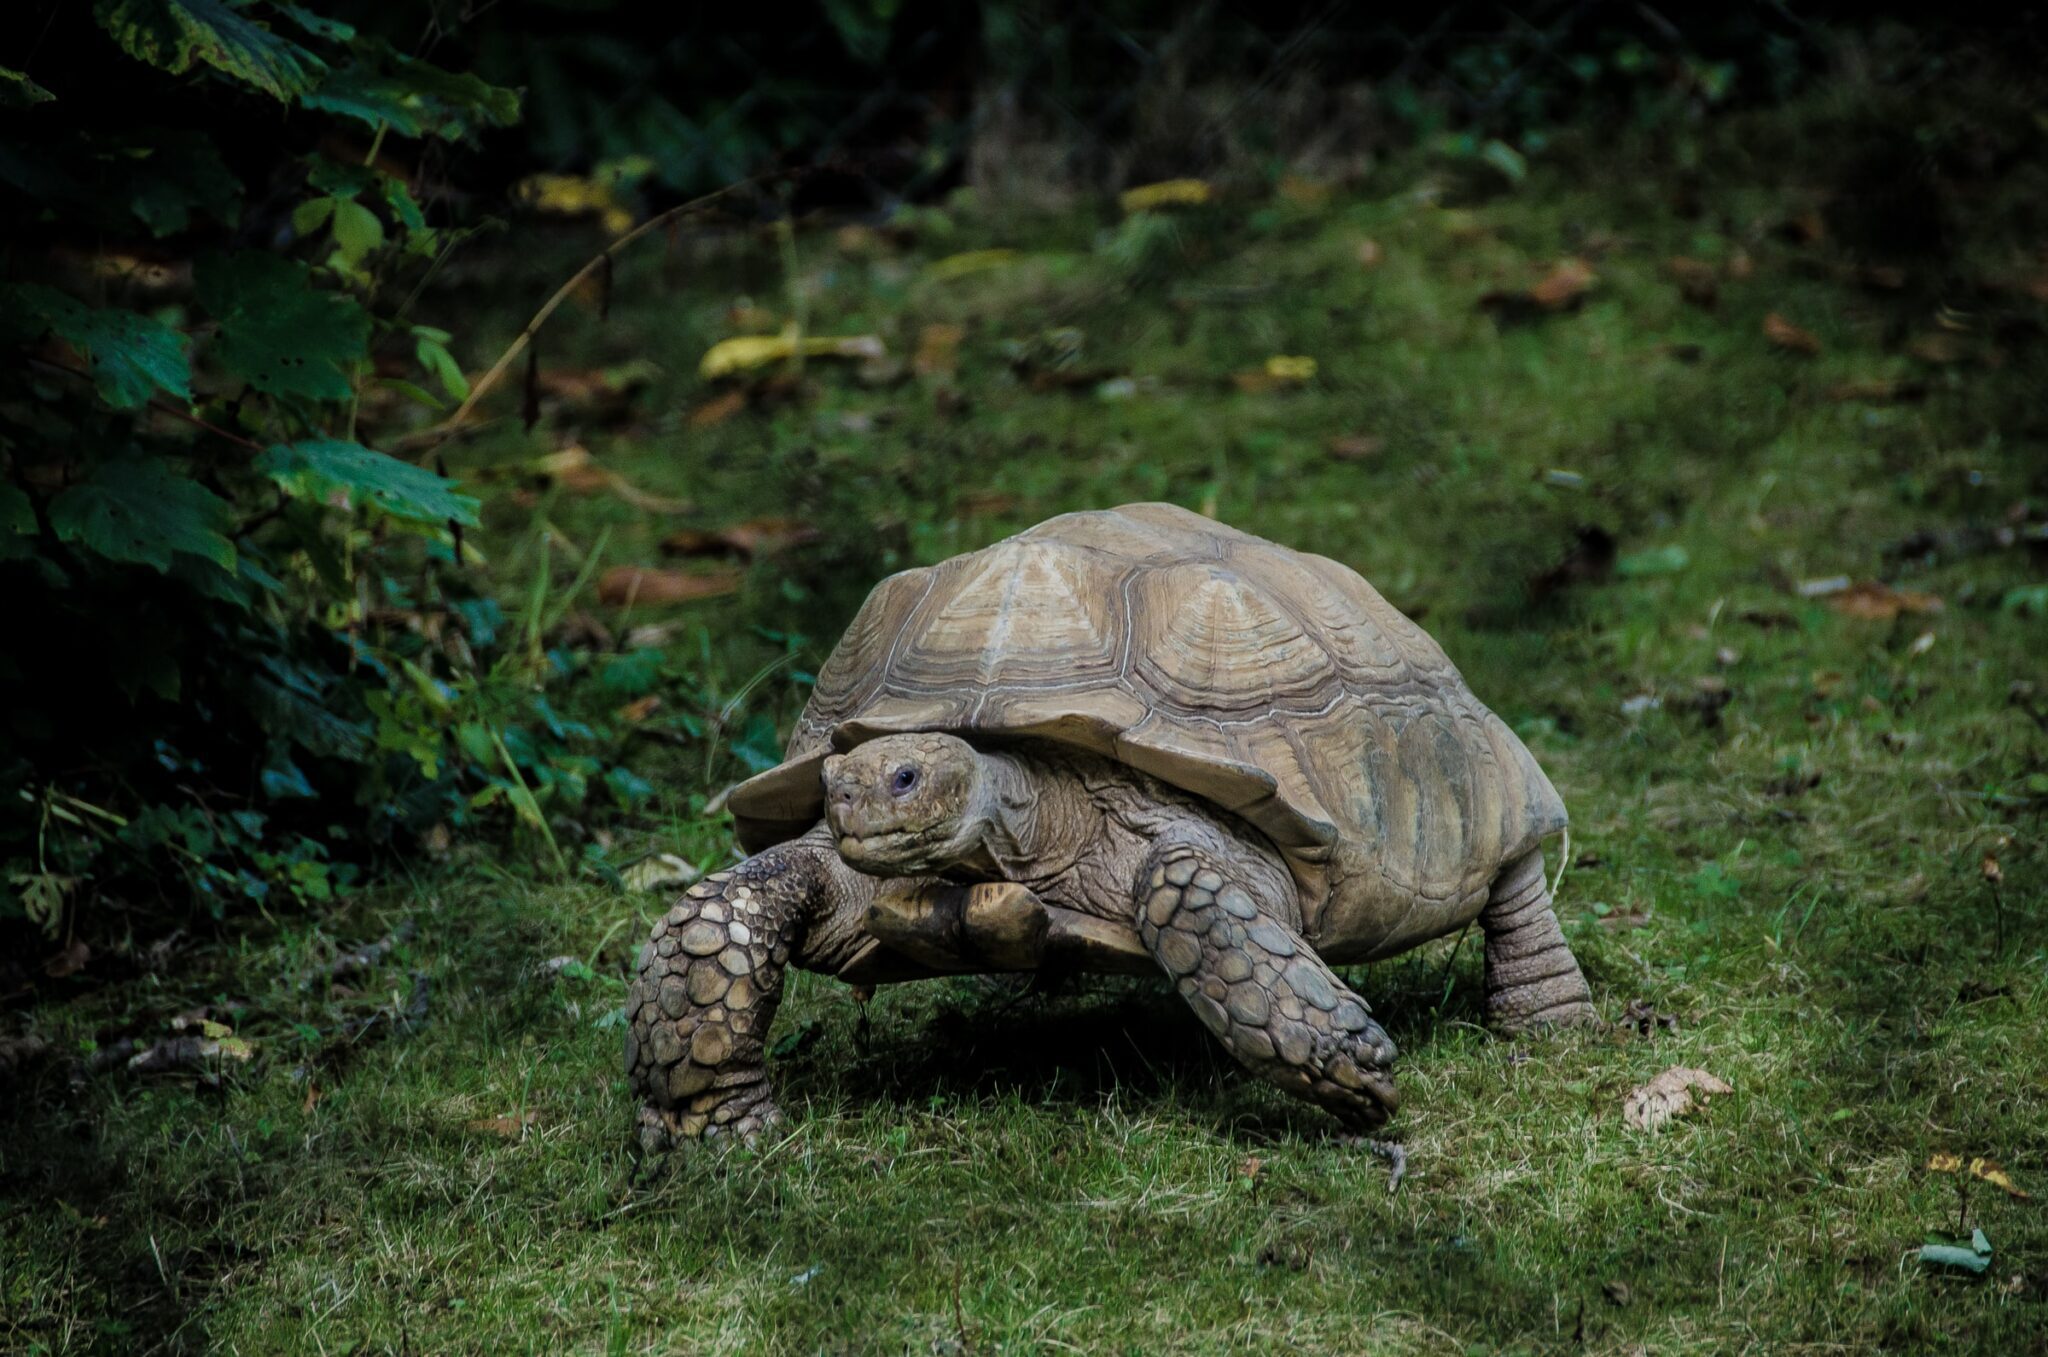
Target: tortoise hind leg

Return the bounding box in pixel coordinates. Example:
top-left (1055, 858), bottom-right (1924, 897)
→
top-left (1136, 841), bottom-right (1401, 1132)
top-left (1480, 848), bottom-right (1599, 1032)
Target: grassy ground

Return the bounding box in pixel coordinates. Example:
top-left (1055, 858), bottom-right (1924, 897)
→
top-left (7, 82), bottom-right (2048, 1354)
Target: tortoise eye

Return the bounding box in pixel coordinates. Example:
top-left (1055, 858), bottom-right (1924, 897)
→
top-left (890, 766), bottom-right (919, 795)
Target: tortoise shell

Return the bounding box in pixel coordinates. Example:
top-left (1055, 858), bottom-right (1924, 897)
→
top-left (729, 502), bottom-right (1565, 958)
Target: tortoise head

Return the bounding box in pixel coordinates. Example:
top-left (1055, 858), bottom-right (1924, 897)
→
top-left (823, 733), bottom-right (990, 876)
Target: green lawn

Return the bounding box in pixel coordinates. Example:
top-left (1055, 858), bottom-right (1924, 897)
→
top-left (7, 84), bottom-right (2048, 1354)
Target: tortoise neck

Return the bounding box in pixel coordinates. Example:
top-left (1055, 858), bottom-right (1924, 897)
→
top-left (967, 747), bottom-right (1103, 886)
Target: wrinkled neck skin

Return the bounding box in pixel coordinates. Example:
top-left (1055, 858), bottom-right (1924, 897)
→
top-left (961, 742), bottom-right (1298, 926)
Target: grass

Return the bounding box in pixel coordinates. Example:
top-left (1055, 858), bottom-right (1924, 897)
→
top-left (6, 77), bottom-right (2048, 1354)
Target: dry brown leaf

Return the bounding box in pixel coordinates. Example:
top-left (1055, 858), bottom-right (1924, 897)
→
top-left (1827, 580), bottom-right (1944, 620)
top-left (1528, 257), bottom-right (1597, 310)
top-left (1355, 238), bottom-right (1384, 268)
top-left (914, 323), bottom-right (965, 377)
top-left (467, 1112), bottom-right (540, 1139)
top-left (596, 566), bottom-right (743, 607)
top-left (956, 490), bottom-right (1020, 517)
top-left (1909, 333), bottom-right (1966, 364)
top-left (44, 939), bottom-right (90, 979)
top-left (1667, 256), bottom-right (1720, 306)
top-left (1763, 313), bottom-right (1822, 354)
top-left (1622, 1065), bottom-right (1732, 1131)
top-left (614, 695), bottom-right (662, 723)
top-left (1236, 1154), bottom-right (1264, 1179)
top-left (1276, 174), bottom-right (1331, 210)
top-left (1327, 434), bottom-right (1385, 462)
top-left (660, 517), bottom-right (820, 560)
top-left (689, 389), bottom-right (748, 428)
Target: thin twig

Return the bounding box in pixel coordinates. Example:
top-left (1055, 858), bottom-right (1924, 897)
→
top-left (396, 171), bottom-right (787, 458)
top-left (27, 358), bottom-right (264, 452)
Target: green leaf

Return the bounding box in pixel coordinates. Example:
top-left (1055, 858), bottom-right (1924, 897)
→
top-left (0, 484), bottom-right (35, 536)
top-left (1479, 139), bottom-right (1528, 184)
top-left (302, 51), bottom-right (519, 140)
top-left (1, 65), bottom-right (56, 107)
top-left (9, 284), bottom-right (192, 409)
top-left (255, 439), bottom-right (479, 527)
top-left (195, 251), bottom-right (368, 400)
top-left (125, 131), bottom-right (242, 235)
top-left (291, 195), bottom-right (336, 236)
top-left (415, 335), bottom-right (469, 401)
top-left (329, 198), bottom-right (384, 262)
top-left (49, 458), bottom-right (236, 572)
top-left (94, 0), bottom-right (328, 101)
top-left (270, 1), bottom-right (353, 41)
top-left (1917, 1230), bottom-right (1991, 1274)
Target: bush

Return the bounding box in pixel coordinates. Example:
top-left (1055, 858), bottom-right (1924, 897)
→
top-left (0, 2), bottom-right (663, 941)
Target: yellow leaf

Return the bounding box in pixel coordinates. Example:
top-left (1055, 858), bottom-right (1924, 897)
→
top-left (1264, 355), bottom-right (1317, 383)
top-left (1927, 1152), bottom-right (1964, 1173)
top-left (698, 329), bottom-right (885, 379)
top-left (212, 1036), bottom-right (254, 1062)
top-left (923, 248), bottom-right (1018, 282)
top-left (1969, 1158), bottom-right (2030, 1199)
top-left (1119, 179), bottom-right (1212, 213)
top-left (199, 1019), bottom-right (232, 1040)
top-left (513, 174), bottom-right (635, 236)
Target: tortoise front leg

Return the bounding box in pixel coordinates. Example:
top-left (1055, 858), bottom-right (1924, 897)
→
top-left (1136, 841), bottom-right (1401, 1132)
top-left (626, 826), bottom-right (873, 1151)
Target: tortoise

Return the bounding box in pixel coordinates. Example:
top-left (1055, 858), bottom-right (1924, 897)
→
top-left (626, 502), bottom-right (1596, 1153)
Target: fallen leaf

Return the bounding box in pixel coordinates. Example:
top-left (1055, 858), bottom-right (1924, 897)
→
top-left (1726, 250), bottom-right (1755, 280)
top-left (1764, 313), bottom-right (1822, 354)
top-left (43, 939), bottom-right (90, 978)
top-left (467, 1111), bottom-right (540, 1139)
top-left (956, 490), bottom-right (1019, 517)
top-left (1528, 257), bottom-right (1597, 310)
top-left (699, 329), bottom-right (886, 379)
top-left (689, 389), bottom-right (748, 428)
top-left (514, 173), bottom-right (634, 235)
top-left (660, 517), bottom-right (820, 560)
top-left (914, 323), bottom-right (965, 377)
top-left (1602, 1280), bottom-right (1632, 1307)
top-left (614, 695), bottom-right (662, 723)
top-left (1826, 581), bottom-right (1943, 620)
top-left (1622, 1065), bottom-right (1732, 1131)
top-left (1355, 238), bottom-right (1384, 267)
top-left (1276, 174), bottom-right (1331, 210)
top-left (620, 853), bottom-right (703, 893)
top-left (596, 567), bottom-right (743, 607)
top-left (1919, 1229), bottom-right (1993, 1275)
top-left (1233, 355), bottom-right (1317, 393)
top-left (1119, 178), bottom-right (1212, 213)
top-left (1666, 256), bottom-right (1719, 306)
top-left (1328, 434), bottom-right (1385, 462)
top-left (1928, 1152), bottom-right (2029, 1198)
top-left (1909, 333), bottom-right (1966, 364)
top-left (1236, 1154), bottom-right (1264, 1179)
top-left (1982, 855), bottom-right (2003, 886)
